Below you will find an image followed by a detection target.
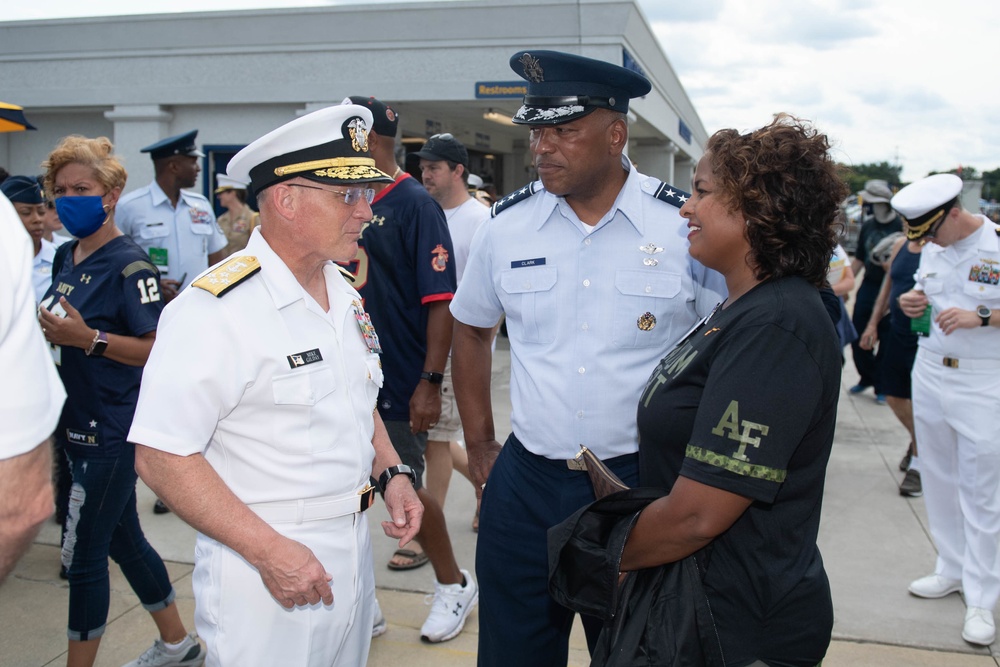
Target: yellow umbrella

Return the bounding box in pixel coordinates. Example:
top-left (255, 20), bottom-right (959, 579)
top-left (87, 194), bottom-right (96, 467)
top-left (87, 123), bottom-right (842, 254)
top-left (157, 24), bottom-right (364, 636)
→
top-left (0, 102), bottom-right (36, 132)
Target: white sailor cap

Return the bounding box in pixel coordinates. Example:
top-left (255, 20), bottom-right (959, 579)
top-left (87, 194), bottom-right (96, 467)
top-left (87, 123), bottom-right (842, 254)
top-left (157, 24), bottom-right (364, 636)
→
top-left (226, 105), bottom-right (392, 197)
top-left (891, 174), bottom-right (963, 240)
top-left (214, 173), bottom-right (249, 194)
top-left (468, 173), bottom-right (484, 189)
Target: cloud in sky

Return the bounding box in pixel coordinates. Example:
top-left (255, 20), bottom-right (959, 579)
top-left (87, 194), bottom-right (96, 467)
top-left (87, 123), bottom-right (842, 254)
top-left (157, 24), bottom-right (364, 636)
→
top-left (644, 0), bottom-right (1000, 182)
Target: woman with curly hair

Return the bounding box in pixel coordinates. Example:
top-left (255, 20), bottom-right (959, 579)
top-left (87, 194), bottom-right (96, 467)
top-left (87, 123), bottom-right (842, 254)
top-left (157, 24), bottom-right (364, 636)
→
top-left (37, 135), bottom-right (201, 667)
top-left (621, 114), bottom-right (848, 665)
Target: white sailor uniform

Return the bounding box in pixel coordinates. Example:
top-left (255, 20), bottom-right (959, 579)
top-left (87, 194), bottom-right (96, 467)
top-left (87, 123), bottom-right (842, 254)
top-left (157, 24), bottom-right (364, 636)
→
top-left (912, 216), bottom-right (1000, 610)
top-left (129, 229), bottom-right (384, 666)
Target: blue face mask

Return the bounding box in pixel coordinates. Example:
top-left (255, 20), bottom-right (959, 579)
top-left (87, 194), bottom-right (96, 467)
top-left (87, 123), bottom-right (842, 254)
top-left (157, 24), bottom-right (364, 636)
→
top-left (55, 196), bottom-right (109, 238)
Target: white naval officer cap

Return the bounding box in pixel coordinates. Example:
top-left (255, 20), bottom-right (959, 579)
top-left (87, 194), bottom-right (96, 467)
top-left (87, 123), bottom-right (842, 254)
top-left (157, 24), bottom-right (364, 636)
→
top-left (468, 173), bottom-right (484, 189)
top-left (226, 105), bottom-right (392, 197)
top-left (214, 173), bottom-right (249, 194)
top-left (891, 173), bottom-right (963, 241)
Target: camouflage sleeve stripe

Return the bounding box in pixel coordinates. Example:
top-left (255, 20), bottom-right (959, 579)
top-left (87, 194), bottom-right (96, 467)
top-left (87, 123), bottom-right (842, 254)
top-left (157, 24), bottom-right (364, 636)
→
top-left (685, 444), bottom-right (788, 483)
top-left (121, 260), bottom-right (159, 279)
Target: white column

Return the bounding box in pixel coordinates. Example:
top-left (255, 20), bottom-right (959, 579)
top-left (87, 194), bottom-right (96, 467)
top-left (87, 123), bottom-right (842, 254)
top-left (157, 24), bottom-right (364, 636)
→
top-left (104, 105), bottom-right (172, 193)
top-left (627, 138), bottom-right (679, 185)
top-left (673, 156), bottom-right (695, 193)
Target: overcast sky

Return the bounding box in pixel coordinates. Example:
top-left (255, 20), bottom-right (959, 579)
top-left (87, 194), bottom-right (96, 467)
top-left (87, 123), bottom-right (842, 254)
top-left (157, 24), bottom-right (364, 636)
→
top-left (5, 0), bottom-right (998, 183)
top-left (644, 0), bottom-right (1000, 184)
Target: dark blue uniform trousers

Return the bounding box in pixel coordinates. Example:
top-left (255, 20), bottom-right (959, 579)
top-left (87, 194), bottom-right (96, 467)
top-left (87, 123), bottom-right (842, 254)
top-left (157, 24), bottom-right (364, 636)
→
top-left (476, 433), bottom-right (639, 666)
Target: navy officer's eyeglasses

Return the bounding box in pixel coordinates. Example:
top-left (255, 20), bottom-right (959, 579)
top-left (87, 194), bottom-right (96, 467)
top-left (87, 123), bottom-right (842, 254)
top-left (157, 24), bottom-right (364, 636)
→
top-left (289, 183), bottom-right (375, 206)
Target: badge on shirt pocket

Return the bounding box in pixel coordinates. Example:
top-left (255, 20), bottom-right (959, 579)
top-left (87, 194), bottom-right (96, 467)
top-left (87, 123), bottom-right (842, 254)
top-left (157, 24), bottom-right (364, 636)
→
top-left (190, 207), bottom-right (212, 225)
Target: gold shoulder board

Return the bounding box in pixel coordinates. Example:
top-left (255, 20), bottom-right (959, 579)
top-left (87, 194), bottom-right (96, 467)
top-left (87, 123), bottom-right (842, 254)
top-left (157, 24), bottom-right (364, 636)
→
top-left (192, 256), bottom-right (261, 297)
top-left (337, 265), bottom-right (357, 283)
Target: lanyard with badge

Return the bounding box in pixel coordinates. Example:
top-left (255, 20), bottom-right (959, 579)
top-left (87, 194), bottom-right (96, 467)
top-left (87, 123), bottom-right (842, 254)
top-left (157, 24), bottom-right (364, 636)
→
top-left (145, 221), bottom-right (170, 275)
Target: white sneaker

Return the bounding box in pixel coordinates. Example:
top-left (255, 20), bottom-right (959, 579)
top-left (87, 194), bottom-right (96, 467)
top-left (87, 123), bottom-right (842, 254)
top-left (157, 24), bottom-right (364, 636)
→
top-left (908, 574), bottom-right (962, 599)
top-left (963, 607), bottom-right (996, 645)
top-left (122, 632), bottom-right (203, 667)
top-left (372, 597), bottom-right (387, 638)
top-left (420, 568), bottom-right (478, 643)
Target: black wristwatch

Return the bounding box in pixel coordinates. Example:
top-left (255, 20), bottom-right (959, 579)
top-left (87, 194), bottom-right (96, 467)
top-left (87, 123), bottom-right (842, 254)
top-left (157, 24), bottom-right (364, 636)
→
top-left (420, 370), bottom-right (444, 385)
top-left (978, 305), bottom-right (992, 327)
top-left (379, 464), bottom-right (416, 493)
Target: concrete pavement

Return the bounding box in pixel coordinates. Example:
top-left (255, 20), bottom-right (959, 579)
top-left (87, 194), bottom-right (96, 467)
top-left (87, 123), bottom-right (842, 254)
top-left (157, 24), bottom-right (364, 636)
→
top-left (2, 337), bottom-right (999, 665)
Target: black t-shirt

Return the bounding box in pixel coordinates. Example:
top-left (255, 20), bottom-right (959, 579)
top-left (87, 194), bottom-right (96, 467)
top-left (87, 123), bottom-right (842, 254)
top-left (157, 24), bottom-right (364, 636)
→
top-left (637, 276), bottom-right (841, 666)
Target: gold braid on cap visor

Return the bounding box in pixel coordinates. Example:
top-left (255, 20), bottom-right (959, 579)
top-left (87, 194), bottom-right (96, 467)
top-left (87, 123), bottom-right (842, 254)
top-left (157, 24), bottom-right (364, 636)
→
top-left (902, 208), bottom-right (945, 240)
top-left (274, 157), bottom-right (379, 177)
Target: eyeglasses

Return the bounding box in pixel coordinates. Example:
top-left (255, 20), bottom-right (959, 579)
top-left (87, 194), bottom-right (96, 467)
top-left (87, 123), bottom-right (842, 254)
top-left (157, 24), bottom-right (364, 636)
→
top-left (428, 133), bottom-right (455, 141)
top-left (289, 183), bottom-right (375, 206)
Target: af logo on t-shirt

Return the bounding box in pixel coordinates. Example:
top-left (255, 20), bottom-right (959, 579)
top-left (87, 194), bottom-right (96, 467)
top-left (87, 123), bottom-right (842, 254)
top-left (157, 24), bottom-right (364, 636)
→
top-left (711, 400), bottom-right (770, 463)
top-left (690, 400), bottom-right (785, 483)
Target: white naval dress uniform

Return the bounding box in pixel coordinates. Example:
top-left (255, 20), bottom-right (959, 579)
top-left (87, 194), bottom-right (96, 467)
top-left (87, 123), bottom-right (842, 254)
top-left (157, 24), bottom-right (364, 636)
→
top-left (116, 181), bottom-right (227, 290)
top-left (0, 196), bottom-right (66, 459)
top-left (912, 215), bottom-right (1000, 610)
top-left (128, 228), bottom-right (384, 666)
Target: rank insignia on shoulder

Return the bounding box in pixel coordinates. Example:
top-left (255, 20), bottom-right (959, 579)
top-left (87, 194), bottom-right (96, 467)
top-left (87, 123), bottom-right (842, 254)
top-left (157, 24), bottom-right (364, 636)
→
top-left (491, 181), bottom-right (542, 218)
top-left (192, 255), bottom-right (261, 297)
top-left (643, 179), bottom-right (690, 209)
top-left (337, 265), bottom-right (357, 283)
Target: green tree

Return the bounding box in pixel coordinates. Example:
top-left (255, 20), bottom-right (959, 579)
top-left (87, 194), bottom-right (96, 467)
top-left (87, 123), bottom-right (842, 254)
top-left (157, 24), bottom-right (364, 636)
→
top-left (840, 161), bottom-right (903, 195)
top-left (980, 167), bottom-right (1000, 201)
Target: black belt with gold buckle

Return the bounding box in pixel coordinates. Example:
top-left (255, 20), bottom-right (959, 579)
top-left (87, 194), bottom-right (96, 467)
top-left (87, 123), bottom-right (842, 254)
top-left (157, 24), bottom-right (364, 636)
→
top-left (358, 484), bottom-right (376, 512)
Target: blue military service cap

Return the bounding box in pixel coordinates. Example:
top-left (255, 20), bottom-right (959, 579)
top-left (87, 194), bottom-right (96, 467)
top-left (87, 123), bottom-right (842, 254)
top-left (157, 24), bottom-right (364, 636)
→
top-left (141, 130), bottom-right (205, 161)
top-left (225, 104), bottom-right (393, 197)
top-left (1, 174), bottom-right (44, 204)
top-left (509, 50), bottom-right (651, 125)
top-left (891, 173), bottom-right (963, 241)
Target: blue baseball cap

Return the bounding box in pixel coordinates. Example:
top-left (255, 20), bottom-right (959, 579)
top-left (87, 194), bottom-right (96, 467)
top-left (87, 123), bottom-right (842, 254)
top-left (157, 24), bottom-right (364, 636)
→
top-left (509, 50), bottom-right (651, 125)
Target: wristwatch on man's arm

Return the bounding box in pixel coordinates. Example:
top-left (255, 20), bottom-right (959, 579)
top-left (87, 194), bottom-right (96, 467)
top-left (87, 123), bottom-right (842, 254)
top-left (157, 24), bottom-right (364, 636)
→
top-left (978, 305), bottom-right (992, 327)
top-left (378, 464), bottom-right (416, 493)
top-left (420, 370), bottom-right (444, 385)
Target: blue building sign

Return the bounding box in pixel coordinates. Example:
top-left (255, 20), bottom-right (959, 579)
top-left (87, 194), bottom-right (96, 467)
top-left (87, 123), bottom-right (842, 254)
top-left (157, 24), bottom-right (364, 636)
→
top-left (622, 48), bottom-right (647, 81)
top-left (678, 119), bottom-right (692, 144)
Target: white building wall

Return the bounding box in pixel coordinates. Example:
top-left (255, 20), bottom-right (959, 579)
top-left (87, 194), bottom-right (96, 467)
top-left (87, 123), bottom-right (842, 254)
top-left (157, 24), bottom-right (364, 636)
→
top-left (0, 0), bottom-right (707, 196)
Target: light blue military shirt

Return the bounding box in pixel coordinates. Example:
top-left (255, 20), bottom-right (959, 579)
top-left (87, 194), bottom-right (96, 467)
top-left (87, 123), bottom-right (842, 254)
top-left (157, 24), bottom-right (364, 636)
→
top-left (451, 159), bottom-right (726, 460)
top-left (116, 180), bottom-right (226, 289)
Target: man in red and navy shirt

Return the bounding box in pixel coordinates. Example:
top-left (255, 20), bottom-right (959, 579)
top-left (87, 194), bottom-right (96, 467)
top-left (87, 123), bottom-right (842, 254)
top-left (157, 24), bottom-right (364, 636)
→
top-left (339, 96), bottom-right (477, 644)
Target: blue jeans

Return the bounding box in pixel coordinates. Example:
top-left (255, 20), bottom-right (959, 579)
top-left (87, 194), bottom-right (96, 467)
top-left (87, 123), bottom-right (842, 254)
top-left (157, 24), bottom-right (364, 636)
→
top-left (62, 445), bottom-right (175, 641)
top-left (475, 434), bottom-right (639, 666)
